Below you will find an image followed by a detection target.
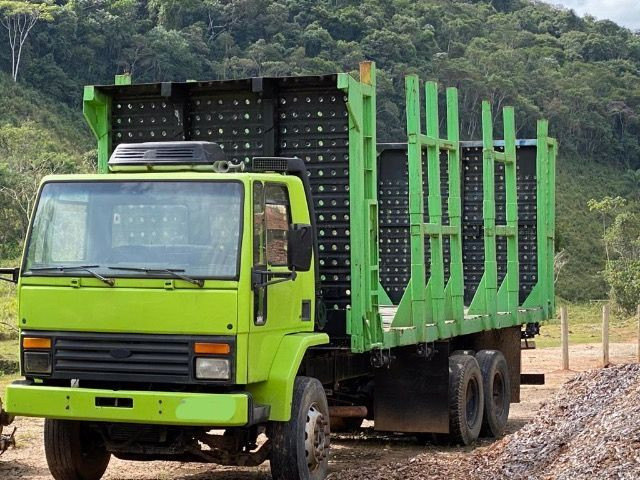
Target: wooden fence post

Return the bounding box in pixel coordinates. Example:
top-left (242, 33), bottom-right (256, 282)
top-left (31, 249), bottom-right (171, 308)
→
top-left (561, 306), bottom-right (569, 370)
top-left (602, 304), bottom-right (610, 367)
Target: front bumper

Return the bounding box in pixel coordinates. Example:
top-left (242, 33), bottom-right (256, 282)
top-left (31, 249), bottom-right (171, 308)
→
top-left (5, 382), bottom-right (252, 427)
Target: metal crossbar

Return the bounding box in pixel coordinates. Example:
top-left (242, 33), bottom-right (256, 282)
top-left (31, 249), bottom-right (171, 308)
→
top-left (383, 75), bottom-right (556, 348)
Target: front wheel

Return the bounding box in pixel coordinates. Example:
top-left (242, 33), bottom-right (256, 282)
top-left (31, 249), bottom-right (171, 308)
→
top-left (44, 419), bottom-right (110, 480)
top-left (270, 376), bottom-right (330, 480)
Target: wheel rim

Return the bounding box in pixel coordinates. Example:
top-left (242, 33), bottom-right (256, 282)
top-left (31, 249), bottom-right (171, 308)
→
top-left (492, 371), bottom-right (506, 416)
top-left (304, 402), bottom-right (329, 471)
top-left (465, 377), bottom-right (480, 428)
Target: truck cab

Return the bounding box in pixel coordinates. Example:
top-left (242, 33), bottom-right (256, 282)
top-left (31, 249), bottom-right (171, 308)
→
top-left (5, 143), bottom-right (331, 480)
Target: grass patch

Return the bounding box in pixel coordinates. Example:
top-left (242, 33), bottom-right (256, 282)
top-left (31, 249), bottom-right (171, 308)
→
top-left (0, 267), bottom-right (18, 335)
top-left (0, 373), bottom-right (19, 397)
top-left (538, 300), bottom-right (638, 348)
top-left (0, 278), bottom-right (19, 383)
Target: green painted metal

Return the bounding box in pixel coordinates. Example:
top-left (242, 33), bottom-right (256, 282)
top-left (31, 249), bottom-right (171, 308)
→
top-left (468, 102), bottom-right (498, 325)
top-left (444, 87), bottom-right (465, 324)
top-left (383, 76), bottom-right (556, 349)
top-left (14, 171), bottom-right (321, 401)
top-left (82, 86), bottom-right (110, 174)
top-left (114, 73), bottom-right (132, 86)
top-left (391, 77), bottom-right (467, 340)
top-left (402, 75), bottom-right (427, 341)
top-left (246, 332), bottom-right (329, 421)
top-left (466, 102), bottom-right (521, 328)
top-left (6, 383), bottom-right (250, 426)
top-left (496, 107), bottom-right (519, 324)
top-left (522, 120), bottom-right (556, 317)
top-left (338, 62), bottom-right (382, 353)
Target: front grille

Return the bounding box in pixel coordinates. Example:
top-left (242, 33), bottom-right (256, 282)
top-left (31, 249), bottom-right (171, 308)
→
top-left (54, 335), bottom-right (190, 380)
top-left (24, 331), bottom-right (234, 384)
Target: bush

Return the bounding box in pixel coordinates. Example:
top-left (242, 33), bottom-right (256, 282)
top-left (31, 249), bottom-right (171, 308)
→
top-left (605, 260), bottom-right (640, 314)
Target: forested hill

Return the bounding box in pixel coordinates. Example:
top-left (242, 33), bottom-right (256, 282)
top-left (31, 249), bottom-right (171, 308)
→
top-left (1, 0), bottom-right (639, 299)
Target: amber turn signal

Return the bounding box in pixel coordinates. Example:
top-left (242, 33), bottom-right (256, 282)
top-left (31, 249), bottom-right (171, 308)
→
top-left (22, 337), bottom-right (52, 349)
top-left (194, 342), bottom-right (230, 355)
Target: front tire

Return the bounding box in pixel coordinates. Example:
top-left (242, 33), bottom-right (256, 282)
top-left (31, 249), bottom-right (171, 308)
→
top-left (447, 354), bottom-right (484, 445)
top-left (44, 419), bottom-right (110, 480)
top-left (270, 376), bottom-right (330, 480)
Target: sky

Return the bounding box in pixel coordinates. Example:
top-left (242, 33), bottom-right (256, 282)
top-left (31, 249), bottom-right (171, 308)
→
top-left (543, 0), bottom-right (640, 30)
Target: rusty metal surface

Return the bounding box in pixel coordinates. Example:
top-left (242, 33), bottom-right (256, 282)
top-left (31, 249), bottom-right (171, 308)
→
top-left (328, 406), bottom-right (368, 418)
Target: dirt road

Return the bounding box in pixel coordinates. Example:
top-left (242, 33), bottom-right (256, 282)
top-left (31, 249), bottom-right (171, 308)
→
top-left (1, 342), bottom-right (637, 479)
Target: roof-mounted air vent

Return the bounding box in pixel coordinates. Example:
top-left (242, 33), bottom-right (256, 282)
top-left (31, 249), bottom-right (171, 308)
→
top-left (251, 157), bottom-right (291, 173)
top-left (108, 141), bottom-right (227, 169)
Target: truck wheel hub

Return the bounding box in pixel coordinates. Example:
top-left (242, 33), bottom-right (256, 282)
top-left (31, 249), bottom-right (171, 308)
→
top-left (304, 403), bottom-right (328, 470)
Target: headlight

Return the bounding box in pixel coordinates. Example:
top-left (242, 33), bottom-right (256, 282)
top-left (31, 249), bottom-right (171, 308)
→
top-left (195, 357), bottom-right (230, 380)
top-left (23, 351), bottom-right (51, 374)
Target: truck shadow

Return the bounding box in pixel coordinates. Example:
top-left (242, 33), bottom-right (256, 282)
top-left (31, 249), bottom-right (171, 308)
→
top-left (0, 459), bottom-right (51, 477)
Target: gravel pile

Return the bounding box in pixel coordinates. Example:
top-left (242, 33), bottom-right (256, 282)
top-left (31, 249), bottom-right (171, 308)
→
top-left (333, 364), bottom-right (640, 480)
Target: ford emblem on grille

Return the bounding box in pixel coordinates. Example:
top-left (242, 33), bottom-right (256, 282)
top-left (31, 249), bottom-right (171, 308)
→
top-left (110, 348), bottom-right (132, 359)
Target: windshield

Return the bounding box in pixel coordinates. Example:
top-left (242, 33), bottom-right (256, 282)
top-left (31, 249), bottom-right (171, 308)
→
top-left (24, 181), bottom-right (243, 279)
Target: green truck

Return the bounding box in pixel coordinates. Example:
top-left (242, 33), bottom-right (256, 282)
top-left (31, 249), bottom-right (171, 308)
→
top-left (0, 62), bottom-right (556, 480)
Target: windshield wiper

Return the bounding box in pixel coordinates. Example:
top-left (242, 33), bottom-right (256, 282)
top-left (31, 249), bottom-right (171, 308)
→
top-left (29, 265), bottom-right (115, 287)
top-left (107, 266), bottom-right (204, 288)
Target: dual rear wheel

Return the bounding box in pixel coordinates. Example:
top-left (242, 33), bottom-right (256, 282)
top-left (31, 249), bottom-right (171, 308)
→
top-left (445, 350), bottom-right (510, 445)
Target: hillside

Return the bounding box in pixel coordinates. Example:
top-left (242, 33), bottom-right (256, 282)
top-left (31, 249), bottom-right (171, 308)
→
top-left (1, 0), bottom-right (639, 300)
top-left (556, 156), bottom-right (629, 299)
top-left (0, 72), bottom-right (92, 258)
top-left (0, 74), bottom-right (90, 149)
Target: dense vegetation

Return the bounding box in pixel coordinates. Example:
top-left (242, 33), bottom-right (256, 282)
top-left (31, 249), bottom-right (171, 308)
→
top-left (1, 0), bottom-right (639, 301)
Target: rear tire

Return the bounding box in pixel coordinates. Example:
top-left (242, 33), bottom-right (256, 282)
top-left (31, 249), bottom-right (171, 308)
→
top-left (270, 376), bottom-right (330, 480)
top-left (447, 354), bottom-right (484, 445)
top-left (44, 419), bottom-right (110, 480)
top-left (476, 350), bottom-right (511, 437)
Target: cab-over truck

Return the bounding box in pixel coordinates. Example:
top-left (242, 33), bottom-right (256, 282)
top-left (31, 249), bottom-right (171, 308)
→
top-left (1, 62), bottom-right (556, 480)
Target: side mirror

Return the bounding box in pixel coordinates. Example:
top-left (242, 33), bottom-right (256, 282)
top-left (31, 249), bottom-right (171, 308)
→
top-left (0, 267), bottom-right (19, 284)
top-left (287, 224), bottom-right (313, 272)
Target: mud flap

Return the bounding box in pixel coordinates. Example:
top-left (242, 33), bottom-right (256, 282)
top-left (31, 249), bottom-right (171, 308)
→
top-left (374, 343), bottom-right (449, 434)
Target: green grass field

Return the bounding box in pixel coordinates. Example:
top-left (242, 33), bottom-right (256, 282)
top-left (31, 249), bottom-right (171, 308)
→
top-left (538, 300), bottom-right (638, 348)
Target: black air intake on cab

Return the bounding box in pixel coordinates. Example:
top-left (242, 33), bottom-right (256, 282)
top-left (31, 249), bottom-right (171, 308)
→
top-left (108, 141), bottom-right (227, 166)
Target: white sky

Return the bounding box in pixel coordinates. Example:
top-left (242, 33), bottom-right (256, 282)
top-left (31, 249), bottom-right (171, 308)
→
top-left (543, 0), bottom-right (640, 30)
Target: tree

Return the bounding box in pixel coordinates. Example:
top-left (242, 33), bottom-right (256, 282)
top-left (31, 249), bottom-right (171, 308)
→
top-left (0, 0), bottom-right (56, 82)
top-left (587, 196), bottom-right (627, 264)
top-left (0, 122), bottom-right (78, 255)
top-left (589, 197), bottom-right (640, 313)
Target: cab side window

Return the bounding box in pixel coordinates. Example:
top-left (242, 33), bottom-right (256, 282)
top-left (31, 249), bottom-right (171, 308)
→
top-left (253, 182), bottom-right (266, 266)
top-left (264, 184), bottom-right (290, 266)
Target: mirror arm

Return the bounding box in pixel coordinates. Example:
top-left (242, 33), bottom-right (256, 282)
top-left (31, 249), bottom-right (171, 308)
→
top-left (252, 268), bottom-right (297, 289)
top-left (0, 268), bottom-right (19, 284)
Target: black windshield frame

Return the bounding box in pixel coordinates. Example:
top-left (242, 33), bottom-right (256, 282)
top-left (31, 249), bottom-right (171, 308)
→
top-left (21, 179), bottom-right (245, 282)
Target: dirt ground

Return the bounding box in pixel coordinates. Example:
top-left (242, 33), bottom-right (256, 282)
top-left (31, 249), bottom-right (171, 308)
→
top-left (0, 341), bottom-right (638, 480)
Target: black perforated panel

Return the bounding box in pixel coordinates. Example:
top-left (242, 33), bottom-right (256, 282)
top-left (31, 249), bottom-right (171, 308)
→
top-left (378, 143), bottom-right (538, 306)
top-left (104, 76), bottom-right (351, 329)
top-left (377, 147), bottom-right (449, 303)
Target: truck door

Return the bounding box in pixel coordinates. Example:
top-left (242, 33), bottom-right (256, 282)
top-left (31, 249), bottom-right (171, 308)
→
top-left (249, 181), bottom-right (305, 382)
